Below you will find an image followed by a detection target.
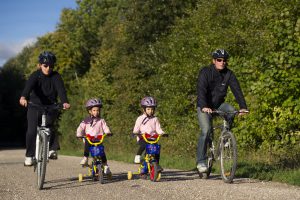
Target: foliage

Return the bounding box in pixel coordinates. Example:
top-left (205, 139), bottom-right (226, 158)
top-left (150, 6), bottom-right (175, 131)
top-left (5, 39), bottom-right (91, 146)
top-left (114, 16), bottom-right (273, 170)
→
top-left (1, 0), bottom-right (300, 173)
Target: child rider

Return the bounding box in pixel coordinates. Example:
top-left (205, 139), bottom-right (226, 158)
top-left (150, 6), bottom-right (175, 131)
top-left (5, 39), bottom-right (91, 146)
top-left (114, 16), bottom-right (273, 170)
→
top-left (76, 98), bottom-right (112, 175)
top-left (132, 96), bottom-right (165, 164)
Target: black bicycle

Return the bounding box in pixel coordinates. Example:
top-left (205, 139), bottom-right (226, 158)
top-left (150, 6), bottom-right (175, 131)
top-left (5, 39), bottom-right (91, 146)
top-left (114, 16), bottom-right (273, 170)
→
top-left (29, 102), bottom-right (62, 190)
top-left (198, 110), bottom-right (248, 183)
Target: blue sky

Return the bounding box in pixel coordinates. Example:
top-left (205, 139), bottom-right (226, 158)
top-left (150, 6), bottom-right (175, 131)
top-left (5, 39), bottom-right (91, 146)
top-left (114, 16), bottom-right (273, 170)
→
top-left (0, 0), bottom-right (78, 67)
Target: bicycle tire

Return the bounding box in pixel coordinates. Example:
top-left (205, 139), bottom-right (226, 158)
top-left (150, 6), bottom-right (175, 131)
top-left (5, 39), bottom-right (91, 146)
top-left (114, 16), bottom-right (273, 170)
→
top-left (220, 131), bottom-right (237, 183)
top-left (97, 164), bottom-right (104, 184)
top-left (37, 133), bottom-right (48, 190)
top-left (150, 162), bottom-right (160, 182)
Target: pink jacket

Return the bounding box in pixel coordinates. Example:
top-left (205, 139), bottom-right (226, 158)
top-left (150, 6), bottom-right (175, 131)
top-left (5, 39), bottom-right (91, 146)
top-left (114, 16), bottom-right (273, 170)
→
top-left (133, 114), bottom-right (165, 137)
top-left (76, 116), bottom-right (111, 138)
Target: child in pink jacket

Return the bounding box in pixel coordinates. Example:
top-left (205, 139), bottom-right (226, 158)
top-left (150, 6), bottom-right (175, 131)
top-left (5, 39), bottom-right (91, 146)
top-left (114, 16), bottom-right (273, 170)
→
top-left (76, 98), bottom-right (112, 175)
top-left (133, 96), bottom-right (165, 164)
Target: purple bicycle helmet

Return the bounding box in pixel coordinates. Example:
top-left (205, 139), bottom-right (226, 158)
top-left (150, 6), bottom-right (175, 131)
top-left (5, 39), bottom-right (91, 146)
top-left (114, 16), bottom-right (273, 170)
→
top-left (141, 96), bottom-right (157, 107)
top-left (85, 98), bottom-right (103, 109)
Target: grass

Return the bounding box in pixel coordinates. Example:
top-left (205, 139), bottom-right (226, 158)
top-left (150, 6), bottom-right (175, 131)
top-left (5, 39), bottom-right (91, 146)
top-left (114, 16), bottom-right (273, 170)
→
top-left (60, 148), bottom-right (300, 186)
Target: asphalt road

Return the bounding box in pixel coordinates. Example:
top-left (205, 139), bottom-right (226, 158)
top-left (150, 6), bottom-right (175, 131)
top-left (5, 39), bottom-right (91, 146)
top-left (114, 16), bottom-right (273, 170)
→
top-left (0, 149), bottom-right (299, 200)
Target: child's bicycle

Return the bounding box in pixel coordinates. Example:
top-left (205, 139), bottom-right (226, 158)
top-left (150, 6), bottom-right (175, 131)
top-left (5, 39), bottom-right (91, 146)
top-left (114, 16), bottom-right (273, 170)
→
top-left (127, 133), bottom-right (168, 182)
top-left (78, 134), bottom-right (112, 184)
top-left (199, 110), bottom-right (248, 183)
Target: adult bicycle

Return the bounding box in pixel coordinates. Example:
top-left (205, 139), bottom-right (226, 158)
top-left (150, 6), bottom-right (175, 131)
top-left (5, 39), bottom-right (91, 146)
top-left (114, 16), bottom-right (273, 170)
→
top-left (198, 110), bottom-right (248, 183)
top-left (29, 102), bottom-right (62, 190)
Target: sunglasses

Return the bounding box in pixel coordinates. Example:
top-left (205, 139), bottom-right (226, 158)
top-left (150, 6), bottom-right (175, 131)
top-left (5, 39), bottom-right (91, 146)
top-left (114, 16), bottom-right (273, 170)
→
top-left (41, 63), bottom-right (54, 69)
top-left (216, 58), bottom-right (227, 62)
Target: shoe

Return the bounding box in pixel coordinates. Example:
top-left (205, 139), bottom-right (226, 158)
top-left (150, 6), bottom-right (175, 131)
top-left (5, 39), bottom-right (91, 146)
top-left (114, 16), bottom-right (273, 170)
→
top-left (24, 157), bottom-right (33, 166)
top-left (80, 157), bottom-right (88, 165)
top-left (134, 155), bottom-right (141, 164)
top-left (197, 163), bottom-right (208, 173)
top-left (49, 150), bottom-right (57, 159)
top-left (224, 140), bottom-right (230, 148)
top-left (104, 165), bottom-right (111, 175)
top-left (157, 165), bottom-right (163, 172)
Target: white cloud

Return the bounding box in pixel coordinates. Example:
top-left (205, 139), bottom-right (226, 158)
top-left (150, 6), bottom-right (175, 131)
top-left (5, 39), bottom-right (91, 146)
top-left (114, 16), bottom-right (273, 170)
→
top-left (0, 38), bottom-right (36, 67)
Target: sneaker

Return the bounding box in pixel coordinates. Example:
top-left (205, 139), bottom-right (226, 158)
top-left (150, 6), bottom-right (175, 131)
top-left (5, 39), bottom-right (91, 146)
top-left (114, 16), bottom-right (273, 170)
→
top-left (104, 165), bottom-right (111, 175)
top-left (157, 165), bottom-right (163, 172)
top-left (49, 150), bottom-right (57, 159)
top-left (80, 157), bottom-right (88, 165)
top-left (24, 157), bottom-right (33, 166)
top-left (197, 163), bottom-right (208, 173)
top-left (134, 155), bottom-right (141, 164)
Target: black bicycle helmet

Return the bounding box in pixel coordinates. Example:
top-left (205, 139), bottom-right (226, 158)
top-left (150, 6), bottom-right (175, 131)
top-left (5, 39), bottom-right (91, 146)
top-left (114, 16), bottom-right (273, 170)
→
top-left (212, 49), bottom-right (230, 59)
top-left (38, 51), bottom-right (56, 66)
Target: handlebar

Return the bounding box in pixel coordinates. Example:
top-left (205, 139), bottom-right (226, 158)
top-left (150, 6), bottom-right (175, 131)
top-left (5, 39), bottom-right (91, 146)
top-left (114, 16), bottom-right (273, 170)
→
top-left (132, 133), bottom-right (168, 144)
top-left (212, 110), bottom-right (249, 115)
top-left (77, 133), bottom-right (112, 146)
top-left (28, 102), bottom-right (63, 113)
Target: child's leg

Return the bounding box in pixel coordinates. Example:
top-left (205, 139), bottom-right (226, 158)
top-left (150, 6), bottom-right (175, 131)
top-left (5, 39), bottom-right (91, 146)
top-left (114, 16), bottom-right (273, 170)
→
top-left (155, 153), bottom-right (160, 164)
top-left (134, 140), bottom-right (147, 163)
top-left (101, 152), bottom-right (111, 174)
top-left (136, 140), bottom-right (147, 155)
top-left (80, 140), bottom-right (89, 165)
top-left (84, 139), bottom-right (90, 157)
top-left (101, 152), bottom-right (107, 165)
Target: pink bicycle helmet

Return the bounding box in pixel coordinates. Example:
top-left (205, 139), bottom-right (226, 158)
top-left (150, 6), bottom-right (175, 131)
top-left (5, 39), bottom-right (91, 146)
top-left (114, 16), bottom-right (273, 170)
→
top-left (85, 98), bottom-right (103, 109)
top-left (141, 96), bottom-right (157, 107)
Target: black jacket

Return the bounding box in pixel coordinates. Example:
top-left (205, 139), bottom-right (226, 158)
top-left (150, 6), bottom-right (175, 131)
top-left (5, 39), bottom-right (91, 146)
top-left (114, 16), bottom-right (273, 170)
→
top-left (197, 64), bottom-right (247, 109)
top-left (21, 70), bottom-right (69, 105)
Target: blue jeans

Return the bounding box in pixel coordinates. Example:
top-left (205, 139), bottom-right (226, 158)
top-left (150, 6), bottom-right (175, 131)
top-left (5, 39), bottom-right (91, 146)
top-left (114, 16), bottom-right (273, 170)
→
top-left (196, 103), bottom-right (235, 164)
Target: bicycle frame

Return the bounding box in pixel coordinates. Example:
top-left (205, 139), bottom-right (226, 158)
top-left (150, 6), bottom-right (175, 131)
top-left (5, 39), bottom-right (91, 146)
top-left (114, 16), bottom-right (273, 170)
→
top-left (78, 134), bottom-right (112, 183)
top-left (139, 134), bottom-right (161, 173)
top-left (128, 133), bottom-right (165, 182)
top-left (28, 102), bottom-right (62, 190)
top-left (35, 114), bottom-right (50, 164)
top-left (200, 110), bottom-right (248, 183)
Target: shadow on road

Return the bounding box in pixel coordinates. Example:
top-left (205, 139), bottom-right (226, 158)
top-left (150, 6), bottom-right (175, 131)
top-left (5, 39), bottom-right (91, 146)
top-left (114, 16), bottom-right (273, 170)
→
top-left (160, 170), bottom-right (220, 182)
top-left (43, 172), bottom-right (130, 190)
top-left (41, 170), bottom-right (258, 190)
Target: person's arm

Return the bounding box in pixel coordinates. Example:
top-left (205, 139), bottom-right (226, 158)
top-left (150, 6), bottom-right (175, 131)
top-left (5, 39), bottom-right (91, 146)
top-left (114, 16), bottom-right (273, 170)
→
top-left (19, 71), bottom-right (38, 107)
top-left (155, 118), bottom-right (165, 135)
top-left (101, 119), bottom-right (111, 135)
top-left (54, 73), bottom-right (70, 109)
top-left (76, 121), bottom-right (86, 137)
top-left (197, 68), bottom-right (212, 113)
top-left (132, 117), bottom-right (142, 134)
top-left (228, 72), bottom-right (247, 110)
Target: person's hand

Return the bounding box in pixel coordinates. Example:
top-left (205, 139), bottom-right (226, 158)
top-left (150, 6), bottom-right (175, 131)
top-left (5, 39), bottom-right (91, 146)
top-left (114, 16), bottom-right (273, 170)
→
top-left (106, 133), bottom-right (113, 136)
top-left (19, 97), bottom-right (27, 107)
top-left (63, 103), bottom-right (70, 110)
top-left (239, 109), bottom-right (249, 116)
top-left (202, 107), bottom-right (212, 113)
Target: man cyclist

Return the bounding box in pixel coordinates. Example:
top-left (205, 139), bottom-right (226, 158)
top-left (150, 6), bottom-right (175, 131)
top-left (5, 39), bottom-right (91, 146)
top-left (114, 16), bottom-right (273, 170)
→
top-left (196, 49), bottom-right (248, 173)
top-left (19, 51), bottom-right (70, 166)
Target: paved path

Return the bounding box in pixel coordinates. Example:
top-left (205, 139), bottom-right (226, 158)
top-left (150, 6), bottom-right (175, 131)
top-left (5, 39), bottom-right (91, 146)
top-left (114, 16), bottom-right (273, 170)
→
top-left (0, 149), bottom-right (299, 200)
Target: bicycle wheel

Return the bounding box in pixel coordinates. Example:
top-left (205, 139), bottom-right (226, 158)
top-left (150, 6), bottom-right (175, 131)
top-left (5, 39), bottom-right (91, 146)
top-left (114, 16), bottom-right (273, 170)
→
top-left (97, 164), bottom-right (104, 184)
top-left (220, 131), bottom-right (237, 183)
top-left (149, 162), bottom-right (161, 182)
top-left (37, 133), bottom-right (48, 190)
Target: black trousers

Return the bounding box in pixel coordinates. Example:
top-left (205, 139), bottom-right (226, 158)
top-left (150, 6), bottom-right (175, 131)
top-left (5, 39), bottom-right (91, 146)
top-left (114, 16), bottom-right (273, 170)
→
top-left (25, 107), bottom-right (59, 157)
